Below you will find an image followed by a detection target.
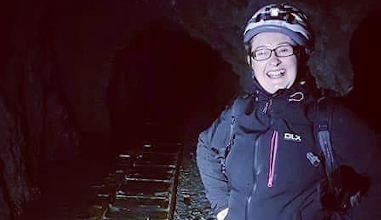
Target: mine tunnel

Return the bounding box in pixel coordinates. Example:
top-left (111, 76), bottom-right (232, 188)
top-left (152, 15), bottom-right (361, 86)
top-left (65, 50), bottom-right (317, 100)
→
top-left (21, 22), bottom-right (238, 220)
top-left (1, 0), bottom-right (381, 219)
top-left (1, 1), bottom-right (242, 219)
top-left (106, 22), bottom-right (239, 150)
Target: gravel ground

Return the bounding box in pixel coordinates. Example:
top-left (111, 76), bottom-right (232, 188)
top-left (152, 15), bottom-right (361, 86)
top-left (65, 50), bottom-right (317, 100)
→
top-left (174, 149), bottom-right (216, 220)
top-left (17, 157), bottom-right (115, 220)
top-left (17, 147), bottom-right (215, 220)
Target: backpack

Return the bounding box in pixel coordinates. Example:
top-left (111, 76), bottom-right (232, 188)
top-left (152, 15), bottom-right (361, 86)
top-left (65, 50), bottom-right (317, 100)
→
top-left (218, 97), bottom-right (369, 220)
top-left (314, 98), bottom-right (370, 220)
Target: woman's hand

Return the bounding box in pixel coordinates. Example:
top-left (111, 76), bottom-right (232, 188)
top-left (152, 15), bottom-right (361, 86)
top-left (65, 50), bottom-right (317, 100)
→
top-left (216, 208), bottom-right (229, 220)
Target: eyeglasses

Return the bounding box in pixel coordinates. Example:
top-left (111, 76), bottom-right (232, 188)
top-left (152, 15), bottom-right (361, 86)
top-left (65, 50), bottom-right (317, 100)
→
top-left (250, 44), bottom-right (297, 61)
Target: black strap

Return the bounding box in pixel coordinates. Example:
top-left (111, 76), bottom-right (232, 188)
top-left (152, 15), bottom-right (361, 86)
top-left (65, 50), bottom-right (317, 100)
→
top-left (214, 101), bottom-right (237, 179)
top-left (315, 98), bottom-right (355, 220)
top-left (315, 97), bottom-right (339, 190)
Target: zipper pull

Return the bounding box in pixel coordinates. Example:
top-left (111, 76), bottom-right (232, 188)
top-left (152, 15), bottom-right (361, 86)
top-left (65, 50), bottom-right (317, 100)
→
top-left (263, 99), bottom-right (272, 113)
top-left (306, 152), bottom-right (320, 167)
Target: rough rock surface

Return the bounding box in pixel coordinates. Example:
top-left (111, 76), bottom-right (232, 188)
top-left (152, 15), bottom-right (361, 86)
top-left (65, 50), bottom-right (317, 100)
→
top-left (1, 0), bottom-right (381, 218)
top-left (175, 150), bottom-right (215, 220)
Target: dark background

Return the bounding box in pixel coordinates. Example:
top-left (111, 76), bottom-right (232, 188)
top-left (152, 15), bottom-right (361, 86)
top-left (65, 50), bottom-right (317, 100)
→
top-left (0, 0), bottom-right (380, 219)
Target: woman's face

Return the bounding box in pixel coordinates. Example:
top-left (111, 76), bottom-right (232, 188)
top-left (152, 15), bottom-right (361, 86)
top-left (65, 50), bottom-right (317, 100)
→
top-left (248, 32), bottom-right (298, 94)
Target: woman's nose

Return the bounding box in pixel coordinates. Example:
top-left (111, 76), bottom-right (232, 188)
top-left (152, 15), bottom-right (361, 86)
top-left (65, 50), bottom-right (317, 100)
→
top-left (268, 52), bottom-right (281, 65)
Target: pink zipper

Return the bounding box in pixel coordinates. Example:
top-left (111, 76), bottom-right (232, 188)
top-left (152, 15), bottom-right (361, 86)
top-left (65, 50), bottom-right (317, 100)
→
top-left (268, 130), bottom-right (279, 187)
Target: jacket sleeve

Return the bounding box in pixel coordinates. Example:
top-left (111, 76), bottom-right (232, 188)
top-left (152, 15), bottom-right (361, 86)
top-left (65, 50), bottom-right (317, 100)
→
top-left (330, 104), bottom-right (381, 219)
top-left (196, 104), bottom-right (233, 215)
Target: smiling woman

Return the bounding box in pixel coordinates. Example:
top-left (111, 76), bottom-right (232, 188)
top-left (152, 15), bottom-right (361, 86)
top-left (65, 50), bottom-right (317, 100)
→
top-left (248, 33), bottom-right (298, 94)
top-left (196, 2), bottom-right (381, 220)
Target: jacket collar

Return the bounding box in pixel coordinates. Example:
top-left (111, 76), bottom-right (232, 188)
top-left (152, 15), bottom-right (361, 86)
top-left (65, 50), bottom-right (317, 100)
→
top-left (252, 77), bottom-right (315, 104)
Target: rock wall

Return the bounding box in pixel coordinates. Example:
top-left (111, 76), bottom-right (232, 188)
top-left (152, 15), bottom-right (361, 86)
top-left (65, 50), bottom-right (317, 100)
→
top-left (0, 0), bottom-right (380, 218)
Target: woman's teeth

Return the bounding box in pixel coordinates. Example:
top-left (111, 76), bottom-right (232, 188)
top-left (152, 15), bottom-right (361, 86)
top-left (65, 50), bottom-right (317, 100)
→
top-left (267, 70), bottom-right (285, 79)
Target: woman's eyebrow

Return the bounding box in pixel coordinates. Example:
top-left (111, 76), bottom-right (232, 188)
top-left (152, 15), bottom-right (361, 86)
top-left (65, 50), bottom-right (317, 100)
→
top-left (253, 42), bottom-right (293, 50)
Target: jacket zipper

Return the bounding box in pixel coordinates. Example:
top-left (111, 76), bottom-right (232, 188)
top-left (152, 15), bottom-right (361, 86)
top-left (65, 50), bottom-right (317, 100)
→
top-left (262, 99), bottom-right (272, 113)
top-left (246, 98), bottom-right (276, 219)
top-left (246, 131), bottom-right (262, 220)
top-left (267, 130), bottom-right (279, 187)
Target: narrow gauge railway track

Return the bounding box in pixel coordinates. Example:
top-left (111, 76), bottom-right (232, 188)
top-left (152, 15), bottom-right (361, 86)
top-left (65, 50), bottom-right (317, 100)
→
top-left (85, 142), bottom-right (183, 220)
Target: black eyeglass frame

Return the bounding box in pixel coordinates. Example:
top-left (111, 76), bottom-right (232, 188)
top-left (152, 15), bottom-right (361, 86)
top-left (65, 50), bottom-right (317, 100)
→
top-left (250, 44), bottom-right (300, 61)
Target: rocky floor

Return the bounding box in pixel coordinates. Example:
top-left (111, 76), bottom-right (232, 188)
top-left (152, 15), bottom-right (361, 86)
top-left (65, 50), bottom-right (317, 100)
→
top-left (174, 150), bottom-right (215, 220)
top-left (16, 148), bottom-right (214, 220)
top-left (17, 157), bottom-right (115, 220)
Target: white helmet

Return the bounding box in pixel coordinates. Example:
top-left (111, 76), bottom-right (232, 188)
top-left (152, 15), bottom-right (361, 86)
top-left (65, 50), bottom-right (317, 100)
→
top-left (243, 3), bottom-right (314, 57)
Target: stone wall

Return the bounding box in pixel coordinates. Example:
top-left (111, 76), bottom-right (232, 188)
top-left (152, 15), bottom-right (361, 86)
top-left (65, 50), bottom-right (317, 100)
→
top-left (1, 0), bottom-right (380, 218)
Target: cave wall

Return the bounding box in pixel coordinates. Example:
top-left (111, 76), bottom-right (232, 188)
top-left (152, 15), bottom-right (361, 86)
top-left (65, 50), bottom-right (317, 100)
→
top-left (37, 0), bottom-right (381, 138)
top-left (22, 0), bottom-right (381, 136)
top-left (1, 0), bottom-right (381, 218)
top-left (171, 0), bottom-right (381, 95)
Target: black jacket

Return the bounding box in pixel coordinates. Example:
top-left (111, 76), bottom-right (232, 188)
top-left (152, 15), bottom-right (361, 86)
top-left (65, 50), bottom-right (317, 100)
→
top-left (196, 82), bottom-right (380, 220)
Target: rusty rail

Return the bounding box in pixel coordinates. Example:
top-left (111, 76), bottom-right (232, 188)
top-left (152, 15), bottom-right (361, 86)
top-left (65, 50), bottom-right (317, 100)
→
top-left (83, 142), bottom-right (183, 220)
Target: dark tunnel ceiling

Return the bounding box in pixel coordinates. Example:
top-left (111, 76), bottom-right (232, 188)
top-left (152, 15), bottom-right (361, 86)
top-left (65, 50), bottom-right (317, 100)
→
top-left (107, 21), bottom-right (240, 145)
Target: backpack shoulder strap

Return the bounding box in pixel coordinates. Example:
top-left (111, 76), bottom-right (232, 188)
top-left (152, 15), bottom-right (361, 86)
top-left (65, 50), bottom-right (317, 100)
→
top-left (219, 94), bottom-right (253, 176)
top-left (315, 98), bottom-right (360, 219)
top-left (315, 97), bottom-right (338, 187)
top-left (225, 94), bottom-right (253, 154)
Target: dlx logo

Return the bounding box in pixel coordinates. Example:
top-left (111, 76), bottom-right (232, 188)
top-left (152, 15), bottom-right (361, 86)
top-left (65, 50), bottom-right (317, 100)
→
top-left (284, 132), bottom-right (301, 142)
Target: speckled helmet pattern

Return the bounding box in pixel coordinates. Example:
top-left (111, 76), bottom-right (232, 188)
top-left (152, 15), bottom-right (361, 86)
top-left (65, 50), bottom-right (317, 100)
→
top-left (243, 3), bottom-right (314, 56)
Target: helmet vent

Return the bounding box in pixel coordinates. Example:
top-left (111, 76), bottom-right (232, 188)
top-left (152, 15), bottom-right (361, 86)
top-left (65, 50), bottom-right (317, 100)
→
top-left (270, 8), bottom-right (279, 17)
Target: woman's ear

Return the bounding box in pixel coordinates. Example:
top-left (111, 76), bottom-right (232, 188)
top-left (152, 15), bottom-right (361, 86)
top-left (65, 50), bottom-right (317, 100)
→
top-left (246, 55), bottom-right (255, 78)
top-left (247, 55), bottom-right (252, 66)
top-left (246, 55), bottom-right (256, 78)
